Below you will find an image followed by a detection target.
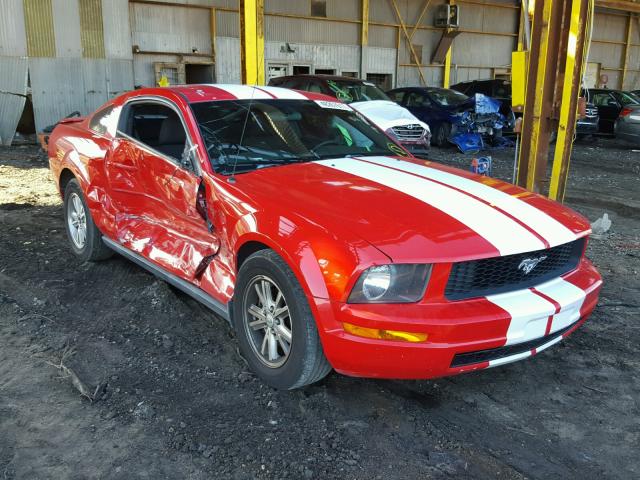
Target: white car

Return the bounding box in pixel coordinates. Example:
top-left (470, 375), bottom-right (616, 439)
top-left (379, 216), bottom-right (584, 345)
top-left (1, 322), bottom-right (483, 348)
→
top-left (268, 75), bottom-right (431, 155)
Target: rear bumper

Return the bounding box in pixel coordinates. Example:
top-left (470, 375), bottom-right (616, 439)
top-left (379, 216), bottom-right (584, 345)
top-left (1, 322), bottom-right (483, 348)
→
top-left (615, 121), bottom-right (640, 146)
top-left (314, 258), bottom-right (602, 379)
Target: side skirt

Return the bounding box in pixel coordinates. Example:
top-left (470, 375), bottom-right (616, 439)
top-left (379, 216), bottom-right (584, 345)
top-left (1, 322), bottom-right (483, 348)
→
top-left (102, 236), bottom-right (231, 323)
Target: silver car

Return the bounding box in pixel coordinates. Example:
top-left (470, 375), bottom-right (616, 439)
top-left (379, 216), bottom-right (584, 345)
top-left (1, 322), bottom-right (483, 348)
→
top-left (615, 105), bottom-right (640, 146)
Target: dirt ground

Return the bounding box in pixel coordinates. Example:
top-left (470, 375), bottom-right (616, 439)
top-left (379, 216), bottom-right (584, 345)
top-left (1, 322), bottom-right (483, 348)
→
top-left (1, 139), bottom-right (638, 480)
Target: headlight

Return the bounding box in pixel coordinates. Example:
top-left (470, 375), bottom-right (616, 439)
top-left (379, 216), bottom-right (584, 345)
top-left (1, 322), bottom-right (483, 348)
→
top-left (348, 264), bottom-right (432, 303)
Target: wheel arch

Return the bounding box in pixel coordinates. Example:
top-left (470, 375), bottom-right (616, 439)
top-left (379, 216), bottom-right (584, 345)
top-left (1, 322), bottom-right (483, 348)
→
top-left (58, 168), bottom-right (76, 198)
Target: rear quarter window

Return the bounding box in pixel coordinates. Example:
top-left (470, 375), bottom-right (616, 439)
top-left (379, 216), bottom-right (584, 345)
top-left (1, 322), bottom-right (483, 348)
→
top-left (89, 105), bottom-right (120, 138)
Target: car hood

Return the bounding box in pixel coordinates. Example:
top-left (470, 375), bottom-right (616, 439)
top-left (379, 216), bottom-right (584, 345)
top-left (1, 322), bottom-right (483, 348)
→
top-left (350, 100), bottom-right (431, 133)
top-left (233, 156), bottom-right (591, 263)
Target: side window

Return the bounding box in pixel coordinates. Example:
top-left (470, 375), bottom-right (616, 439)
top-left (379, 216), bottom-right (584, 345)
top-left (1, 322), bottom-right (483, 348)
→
top-left (592, 93), bottom-right (615, 107)
top-left (89, 105), bottom-right (120, 137)
top-left (307, 80), bottom-right (324, 93)
top-left (121, 103), bottom-right (188, 163)
top-left (387, 90), bottom-right (405, 104)
top-left (288, 78), bottom-right (310, 90)
top-left (405, 92), bottom-right (431, 108)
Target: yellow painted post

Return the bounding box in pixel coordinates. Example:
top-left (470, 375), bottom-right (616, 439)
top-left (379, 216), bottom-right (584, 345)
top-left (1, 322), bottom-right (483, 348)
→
top-left (443, 0), bottom-right (456, 88)
top-left (361, 0), bottom-right (369, 46)
top-left (517, 2), bottom-right (524, 51)
top-left (517, 0), bottom-right (556, 192)
top-left (443, 43), bottom-right (452, 88)
top-left (549, 0), bottom-right (589, 201)
top-left (239, 0), bottom-right (265, 85)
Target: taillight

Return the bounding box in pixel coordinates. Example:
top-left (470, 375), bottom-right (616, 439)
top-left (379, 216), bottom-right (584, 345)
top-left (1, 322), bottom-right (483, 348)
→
top-left (620, 107), bottom-right (633, 117)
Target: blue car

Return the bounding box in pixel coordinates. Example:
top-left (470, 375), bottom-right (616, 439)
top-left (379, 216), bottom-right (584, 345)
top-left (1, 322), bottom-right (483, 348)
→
top-left (387, 87), bottom-right (475, 146)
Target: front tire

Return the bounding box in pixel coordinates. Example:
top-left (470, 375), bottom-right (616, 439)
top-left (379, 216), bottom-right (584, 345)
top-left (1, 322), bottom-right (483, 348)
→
top-left (233, 250), bottom-right (331, 389)
top-left (433, 122), bottom-right (451, 147)
top-left (63, 179), bottom-right (112, 262)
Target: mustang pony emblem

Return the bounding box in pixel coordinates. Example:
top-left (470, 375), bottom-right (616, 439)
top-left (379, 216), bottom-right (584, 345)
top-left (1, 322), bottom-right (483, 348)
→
top-left (518, 256), bottom-right (548, 275)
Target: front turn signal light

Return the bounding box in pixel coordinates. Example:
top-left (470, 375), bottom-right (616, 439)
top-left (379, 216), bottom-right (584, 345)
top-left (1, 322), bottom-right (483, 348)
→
top-left (343, 322), bottom-right (428, 343)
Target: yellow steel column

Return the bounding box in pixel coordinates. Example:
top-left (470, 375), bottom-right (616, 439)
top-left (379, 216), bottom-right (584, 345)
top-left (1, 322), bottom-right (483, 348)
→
top-left (443, 43), bottom-right (452, 88)
top-left (516, 0), bottom-right (562, 192)
top-left (621, 13), bottom-right (632, 89)
top-left (361, 0), bottom-right (369, 47)
top-left (549, 0), bottom-right (590, 201)
top-left (443, 0), bottom-right (455, 88)
top-left (239, 0), bottom-right (265, 85)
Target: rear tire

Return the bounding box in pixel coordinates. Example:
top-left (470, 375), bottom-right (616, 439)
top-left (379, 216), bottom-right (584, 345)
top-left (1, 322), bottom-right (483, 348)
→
top-left (63, 179), bottom-right (112, 262)
top-left (233, 250), bottom-right (331, 389)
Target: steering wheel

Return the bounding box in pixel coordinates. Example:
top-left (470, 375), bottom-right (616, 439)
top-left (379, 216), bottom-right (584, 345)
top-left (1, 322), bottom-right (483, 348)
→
top-left (310, 139), bottom-right (345, 152)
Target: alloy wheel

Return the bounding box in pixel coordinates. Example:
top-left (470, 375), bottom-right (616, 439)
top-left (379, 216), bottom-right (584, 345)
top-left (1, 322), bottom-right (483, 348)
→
top-left (67, 192), bottom-right (87, 249)
top-left (243, 275), bottom-right (293, 368)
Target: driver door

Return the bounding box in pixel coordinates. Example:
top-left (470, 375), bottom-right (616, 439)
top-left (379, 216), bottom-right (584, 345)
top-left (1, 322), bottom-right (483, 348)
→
top-left (113, 99), bottom-right (219, 282)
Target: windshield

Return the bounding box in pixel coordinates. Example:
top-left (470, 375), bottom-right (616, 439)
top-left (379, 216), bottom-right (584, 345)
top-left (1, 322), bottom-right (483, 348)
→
top-left (325, 79), bottom-right (390, 103)
top-left (427, 88), bottom-right (469, 106)
top-left (190, 99), bottom-right (408, 174)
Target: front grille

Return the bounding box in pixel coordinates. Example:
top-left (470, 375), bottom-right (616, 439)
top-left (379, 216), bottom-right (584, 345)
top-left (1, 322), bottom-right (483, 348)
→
top-left (450, 320), bottom-right (578, 368)
top-left (392, 124), bottom-right (425, 140)
top-left (585, 107), bottom-right (598, 117)
top-left (445, 238), bottom-right (585, 300)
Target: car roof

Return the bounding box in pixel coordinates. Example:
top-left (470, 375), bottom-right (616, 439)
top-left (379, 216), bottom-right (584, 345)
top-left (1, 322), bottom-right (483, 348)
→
top-left (272, 74), bottom-right (367, 83)
top-left (125, 84), bottom-right (336, 104)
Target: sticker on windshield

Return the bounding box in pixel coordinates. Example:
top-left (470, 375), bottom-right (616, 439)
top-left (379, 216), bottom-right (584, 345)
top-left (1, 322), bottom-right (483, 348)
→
top-left (315, 100), bottom-right (352, 111)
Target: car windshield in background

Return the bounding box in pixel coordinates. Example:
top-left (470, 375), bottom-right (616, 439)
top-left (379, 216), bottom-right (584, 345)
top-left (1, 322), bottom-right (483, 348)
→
top-left (618, 91), bottom-right (640, 106)
top-left (190, 99), bottom-right (408, 174)
top-left (427, 88), bottom-right (469, 106)
top-left (325, 80), bottom-right (390, 103)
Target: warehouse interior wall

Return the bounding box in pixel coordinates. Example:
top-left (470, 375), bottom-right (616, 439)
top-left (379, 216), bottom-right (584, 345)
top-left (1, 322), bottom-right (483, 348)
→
top-left (0, 0), bottom-right (638, 140)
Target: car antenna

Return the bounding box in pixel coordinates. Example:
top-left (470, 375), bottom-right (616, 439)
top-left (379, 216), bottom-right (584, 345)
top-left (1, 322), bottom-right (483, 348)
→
top-left (228, 83), bottom-right (259, 184)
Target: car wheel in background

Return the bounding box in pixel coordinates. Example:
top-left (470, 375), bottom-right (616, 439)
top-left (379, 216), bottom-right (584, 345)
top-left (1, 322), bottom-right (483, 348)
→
top-left (63, 179), bottom-right (112, 262)
top-left (233, 249), bottom-right (332, 389)
top-left (433, 122), bottom-right (452, 147)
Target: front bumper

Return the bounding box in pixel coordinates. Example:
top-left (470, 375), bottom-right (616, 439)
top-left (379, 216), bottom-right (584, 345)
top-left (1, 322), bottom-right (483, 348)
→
top-left (314, 258), bottom-right (602, 379)
top-left (576, 118), bottom-right (599, 135)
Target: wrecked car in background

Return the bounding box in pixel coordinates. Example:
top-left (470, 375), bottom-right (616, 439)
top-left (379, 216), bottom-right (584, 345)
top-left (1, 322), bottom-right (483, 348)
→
top-left (387, 86), bottom-right (511, 153)
top-left (48, 84), bottom-right (602, 390)
top-left (268, 75), bottom-right (431, 156)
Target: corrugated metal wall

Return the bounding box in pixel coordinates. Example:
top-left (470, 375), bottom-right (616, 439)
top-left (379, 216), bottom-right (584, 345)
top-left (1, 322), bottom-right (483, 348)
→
top-left (79, 0), bottom-right (106, 58)
top-left (23, 0), bottom-right (56, 57)
top-left (1, 0), bottom-right (639, 139)
top-left (0, 0), bottom-right (28, 56)
top-left (51, 0), bottom-right (82, 58)
top-left (0, 57), bottom-right (28, 145)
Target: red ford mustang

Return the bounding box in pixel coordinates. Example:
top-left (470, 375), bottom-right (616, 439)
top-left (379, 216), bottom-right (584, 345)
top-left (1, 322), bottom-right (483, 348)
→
top-left (48, 84), bottom-right (602, 389)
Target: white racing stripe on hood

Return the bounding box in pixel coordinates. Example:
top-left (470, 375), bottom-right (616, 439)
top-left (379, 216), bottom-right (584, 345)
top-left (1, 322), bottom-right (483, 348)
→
top-left (364, 156), bottom-right (577, 247)
top-left (315, 158), bottom-right (546, 255)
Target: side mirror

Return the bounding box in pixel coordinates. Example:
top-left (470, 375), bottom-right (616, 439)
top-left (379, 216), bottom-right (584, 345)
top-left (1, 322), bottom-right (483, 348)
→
top-left (181, 144), bottom-right (198, 171)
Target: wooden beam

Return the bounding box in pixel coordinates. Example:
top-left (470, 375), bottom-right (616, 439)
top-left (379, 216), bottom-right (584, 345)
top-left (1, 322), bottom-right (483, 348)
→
top-left (621, 13), bottom-right (633, 89)
top-left (596, 0), bottom-right (640, 12)
top-left (389, 0), bottom-right (427, 85)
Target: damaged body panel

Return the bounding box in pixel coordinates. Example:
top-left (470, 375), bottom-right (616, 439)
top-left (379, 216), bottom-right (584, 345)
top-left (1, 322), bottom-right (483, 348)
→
top-left (387, 87), bottom-right (513, 151)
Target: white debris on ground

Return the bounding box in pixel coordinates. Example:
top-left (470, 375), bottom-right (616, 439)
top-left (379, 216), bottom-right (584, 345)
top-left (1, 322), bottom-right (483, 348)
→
top-left (591, 212), bottom-right (612, 238)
